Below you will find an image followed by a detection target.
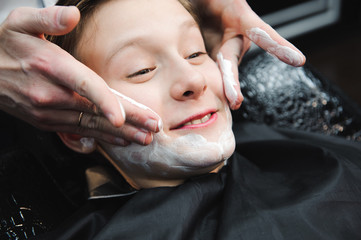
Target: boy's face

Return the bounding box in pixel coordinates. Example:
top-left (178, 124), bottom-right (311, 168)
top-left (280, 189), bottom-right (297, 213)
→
top-left (77, 0), bottom-right (235, 188)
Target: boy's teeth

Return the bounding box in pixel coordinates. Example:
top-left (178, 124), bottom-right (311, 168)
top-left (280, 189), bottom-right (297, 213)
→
top-left (183, 113), bottom-right (211, 126)
top-left (201, 114), bottom-right (211, 122)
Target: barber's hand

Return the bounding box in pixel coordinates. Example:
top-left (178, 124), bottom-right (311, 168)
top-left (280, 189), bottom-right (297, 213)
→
top-left (197, 0), bottom-right (306, 110)
top-left (0, 6), bottom-right (161, 146)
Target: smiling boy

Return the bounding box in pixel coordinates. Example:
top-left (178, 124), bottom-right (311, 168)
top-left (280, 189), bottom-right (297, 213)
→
top-left (42, 0), bottom-right (361, 239)
top-left (54, 0), bottom-right (237, 189)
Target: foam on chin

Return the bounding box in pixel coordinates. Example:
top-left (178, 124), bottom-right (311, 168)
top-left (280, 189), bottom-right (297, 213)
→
top-left (100, 88), bottom-right (235, 179)
top-left (101, 108), bottom-right (234, 178)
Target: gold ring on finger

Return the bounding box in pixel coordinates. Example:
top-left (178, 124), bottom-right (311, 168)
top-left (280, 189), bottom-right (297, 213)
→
top-left (77, 112), bottom-right (84, 127)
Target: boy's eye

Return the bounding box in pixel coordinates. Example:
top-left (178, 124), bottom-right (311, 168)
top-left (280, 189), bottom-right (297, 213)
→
top-left (127, 67), bottom-right (156, 78)
top-left (187, 52), bottom-right (206, 59)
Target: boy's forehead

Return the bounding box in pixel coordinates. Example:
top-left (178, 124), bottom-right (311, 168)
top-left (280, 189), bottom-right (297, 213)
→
top-left (94, 0), bottom-right (191, 24)
top-left (77, 0), bottom-right (198, 71)
top-left (88, 0), bottom-right (197, 43)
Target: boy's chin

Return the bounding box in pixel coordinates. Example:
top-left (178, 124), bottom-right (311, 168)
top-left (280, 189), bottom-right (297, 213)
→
top-left (99, 124), bottom-right (235, 187)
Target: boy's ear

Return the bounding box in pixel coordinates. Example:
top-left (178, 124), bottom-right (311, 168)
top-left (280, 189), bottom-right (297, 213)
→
top-left (57, 133), bottom-right (97, 154)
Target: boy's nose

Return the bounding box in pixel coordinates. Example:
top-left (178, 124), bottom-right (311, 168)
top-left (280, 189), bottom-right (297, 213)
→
top-left (170, 61), bottom-right (207, 101)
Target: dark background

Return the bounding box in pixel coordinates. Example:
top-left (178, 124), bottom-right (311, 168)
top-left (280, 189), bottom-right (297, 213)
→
top-left (250, 0), bottom-right (361, 107)
top-left (293, 0), bottom-right (361, 106)
top-left (248, 0), bottom-right (314, 16)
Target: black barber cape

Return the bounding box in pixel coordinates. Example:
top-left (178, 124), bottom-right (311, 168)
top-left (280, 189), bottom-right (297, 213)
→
top-left (40, 122), bottom-right (361, 240)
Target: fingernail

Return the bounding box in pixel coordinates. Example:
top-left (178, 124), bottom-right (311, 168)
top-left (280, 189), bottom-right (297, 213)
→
top-left (134, 131), bottom-right (147, 145)
top-left (145, 119), bottom-right (158, 132)
top-left (145, 118), bottom-right (163, 132)
top-left (246, 27), bottom-right (304, 67)
top-left (58, 6), bottom-right (73, 27)
top-left (149, 132), bottom-right (153, 143)
top-left (158, 119), bottom-right (163, 131)
top-left (272, 46), bottom-right (304, 67)
top-left (105, 113), bottom-right (115, 125)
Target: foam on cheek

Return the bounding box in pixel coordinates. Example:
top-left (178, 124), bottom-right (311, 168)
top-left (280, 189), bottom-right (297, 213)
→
top-left (217, 53), bottom-right (238, 106)
top-left (102, 88), bottom-right (235, 176)
top-left (246, 27), bottom-right (303, 67)
top-left (80, 137), bottom-right (95, 151)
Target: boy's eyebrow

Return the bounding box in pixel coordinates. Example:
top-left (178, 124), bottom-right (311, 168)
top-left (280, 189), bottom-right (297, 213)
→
top-left (105, 38), bottom-right (142, 64)
top-left (105, 18), bottom-right (199, 64)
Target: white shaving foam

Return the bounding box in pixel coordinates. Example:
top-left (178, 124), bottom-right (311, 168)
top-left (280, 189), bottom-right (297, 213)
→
top-left (217, 53), bottom-right (238, 107)
top-left (80, 137), bottom-right (95, 151)
top-left (246, 27), bottom-right (303, 67)
top-left (100, 88), bottom-right (235, 180)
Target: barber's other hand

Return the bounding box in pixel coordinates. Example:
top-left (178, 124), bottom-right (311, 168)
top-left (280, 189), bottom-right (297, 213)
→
top-left (197, 0), bottom-right (306, 110)
top-left (0, 6), bottom-right (161, 146)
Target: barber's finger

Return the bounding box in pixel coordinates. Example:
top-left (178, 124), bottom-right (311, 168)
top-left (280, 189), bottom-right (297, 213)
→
top-left (81, 124), bottom-right (153, 146)
top-left (70, 111), bottom-right (153, 146)
top-left (217, 37), bottom-right (244, 110)
top-left (6, 6), bottom-right (80, 36)
top-left (59, 82), bottom-right (162, 133)
top-left (68, 131), bottom-right (131, 147)
top-left (58, 128), bottom-right (130, 147)
top-left (123, 104), bottom-right (162, 133)
top-left (6, 33), bottom-right (125, 127)
top-left (42, 88), bottom-right (160, 134)
top-left (75, 114), bottom-right (153, 146)
top-left (34, 46), bottom-right (126, 127)
top-left (224, 0), bottom-right (306, 66)
top-left (39, 109), bottom-right (153, 146)
top-left (245, 24), bottom-right (306, 67)
top-left (68, 93), bottom-right (100, 115)
top-left (108, 88), bottom-right (163, 133)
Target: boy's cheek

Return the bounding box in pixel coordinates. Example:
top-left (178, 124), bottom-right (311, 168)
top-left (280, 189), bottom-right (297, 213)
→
top-left (204, 68), bottom-right (226, 100)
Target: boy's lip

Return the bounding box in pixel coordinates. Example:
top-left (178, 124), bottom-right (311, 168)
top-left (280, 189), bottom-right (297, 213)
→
top-left (170, 110), bottom-right (217, 130)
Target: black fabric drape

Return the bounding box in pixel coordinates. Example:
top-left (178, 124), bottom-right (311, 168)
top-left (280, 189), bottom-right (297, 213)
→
top-left (40, 122), bottom-right (361, 240)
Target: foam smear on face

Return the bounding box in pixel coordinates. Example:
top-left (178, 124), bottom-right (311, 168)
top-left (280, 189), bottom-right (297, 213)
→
top-left (102, 88), bottom-right (235, 175)
top-left (246, 27), bottom-right (303, 67)
top-left (217, 53), bottom-right (238, 107)
top-left (80, 137), bottom-right (95, 151)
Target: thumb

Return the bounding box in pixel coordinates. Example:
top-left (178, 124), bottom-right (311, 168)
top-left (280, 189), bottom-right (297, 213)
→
top-left (222, 0), bottom-right (306, 67)
top-left (6, 6), bottom-right (80, 36)
top-left (217, 37), bottom-right (245, 110)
